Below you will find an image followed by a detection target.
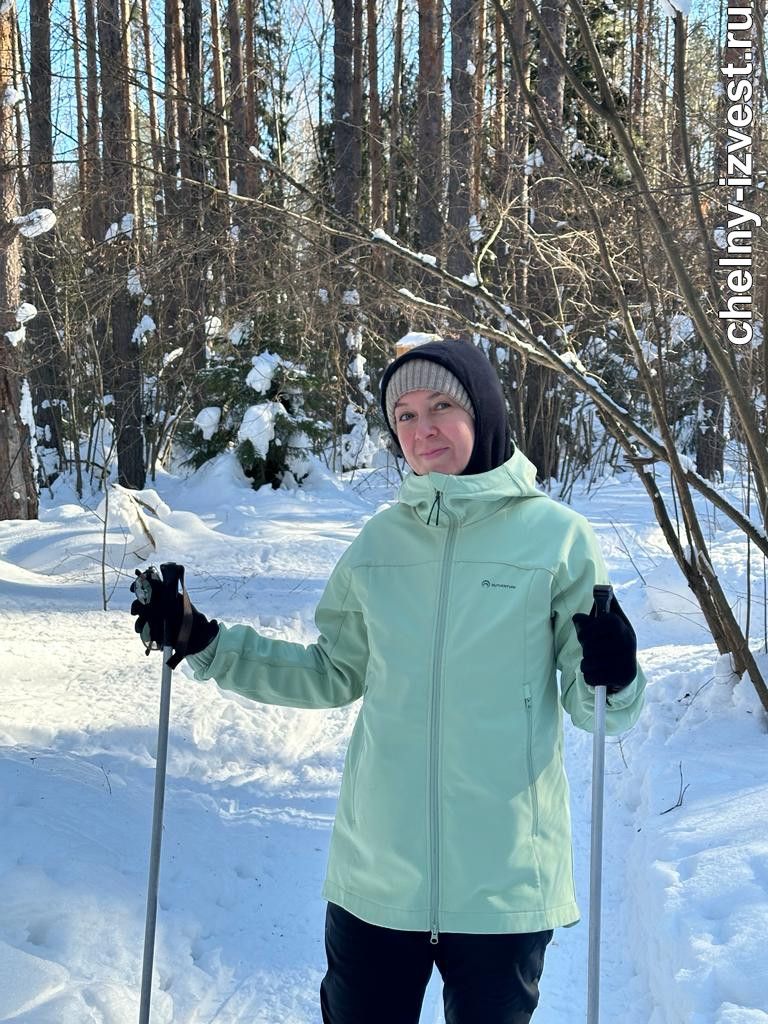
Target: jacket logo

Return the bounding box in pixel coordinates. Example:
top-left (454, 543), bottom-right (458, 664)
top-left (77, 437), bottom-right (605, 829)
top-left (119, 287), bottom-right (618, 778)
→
top-left (481, 579), bottom-right (516, 590)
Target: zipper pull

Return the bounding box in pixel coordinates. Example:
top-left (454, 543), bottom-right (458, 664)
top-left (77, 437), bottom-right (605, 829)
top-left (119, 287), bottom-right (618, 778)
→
top-left (427, 490), bottom-right (442, 526)
top-left (430, 924), bottom-right (439, 945)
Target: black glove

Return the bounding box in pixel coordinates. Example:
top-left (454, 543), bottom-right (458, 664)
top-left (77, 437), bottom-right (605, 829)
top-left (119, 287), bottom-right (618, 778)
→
top-left (130, 568), bottom-right (219, 666)
top-left (572, 595), bottom-right (637, 693)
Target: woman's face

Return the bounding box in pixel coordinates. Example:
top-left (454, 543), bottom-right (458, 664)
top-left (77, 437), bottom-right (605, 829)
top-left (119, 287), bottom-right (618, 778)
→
top-left (394, 389), bottom-right (475, 476)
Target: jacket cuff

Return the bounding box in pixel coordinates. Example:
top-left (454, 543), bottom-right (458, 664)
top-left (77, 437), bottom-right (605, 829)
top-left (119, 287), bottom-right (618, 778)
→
top-left (603, 669), bottom-right (642, 709)
top-left (184, 626), bottom-right (222, 679)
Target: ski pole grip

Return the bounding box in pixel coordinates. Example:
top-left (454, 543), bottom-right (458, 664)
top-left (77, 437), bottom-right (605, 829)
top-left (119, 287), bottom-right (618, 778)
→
top-left (159, 563), bottom-right (185, 651)
top-left (592, 584), bottom-right (614, 692)
top-left (592, 583), bottom-right (613, 619)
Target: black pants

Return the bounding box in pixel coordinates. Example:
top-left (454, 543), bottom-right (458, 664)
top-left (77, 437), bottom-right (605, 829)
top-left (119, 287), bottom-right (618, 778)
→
top-left (320, 903), bottom-right (553, 1024)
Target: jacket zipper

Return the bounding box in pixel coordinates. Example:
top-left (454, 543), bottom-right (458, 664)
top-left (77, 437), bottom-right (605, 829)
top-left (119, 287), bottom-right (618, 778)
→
top-left (428, 491), bottom-right (457, 944)
top-left (523, 683), bottom-right (539, 836)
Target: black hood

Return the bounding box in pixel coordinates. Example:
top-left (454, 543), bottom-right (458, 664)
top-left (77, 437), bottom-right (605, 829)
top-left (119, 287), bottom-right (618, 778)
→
top-left (379, 339), bottom-right (513, 475)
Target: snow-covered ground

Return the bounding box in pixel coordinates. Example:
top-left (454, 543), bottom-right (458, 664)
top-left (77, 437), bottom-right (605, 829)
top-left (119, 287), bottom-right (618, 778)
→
top-left (1, 451), bottom-right (767, 1023)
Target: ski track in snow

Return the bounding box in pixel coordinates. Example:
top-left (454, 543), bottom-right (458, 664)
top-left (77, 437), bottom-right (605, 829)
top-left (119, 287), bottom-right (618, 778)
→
top-left (1, 454), bottom-right (767, 1023)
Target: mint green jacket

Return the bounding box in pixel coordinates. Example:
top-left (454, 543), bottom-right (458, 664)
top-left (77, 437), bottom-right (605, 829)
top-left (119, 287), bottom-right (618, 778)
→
top-left (188, 449), bottom-right (646, 937)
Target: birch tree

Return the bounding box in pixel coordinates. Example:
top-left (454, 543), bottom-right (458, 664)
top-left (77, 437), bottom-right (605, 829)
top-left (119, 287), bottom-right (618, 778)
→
top-left (0, 1), bottom-right (37, 519)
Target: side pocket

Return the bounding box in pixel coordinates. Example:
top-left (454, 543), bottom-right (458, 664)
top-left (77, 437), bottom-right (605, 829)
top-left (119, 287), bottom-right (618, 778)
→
top-left (349, 732), bottom-right (364, 826)
top-left (523, 683), bottom-right (539, 837)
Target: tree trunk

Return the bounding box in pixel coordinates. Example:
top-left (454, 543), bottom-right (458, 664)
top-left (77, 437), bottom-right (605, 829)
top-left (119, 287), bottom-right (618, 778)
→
top-left (352, 0), bottom-right (364, 211)
top-left (84, 0), bottom-right (101, 242)
top-left (210, 0), bottom-right (230, 199)
top-left (417, 0), bottom-right (444, 295)
top-left (139, 0), bottom-right (164, 233)
top-left (0, 2), bottom-right (38, 519)
top-left (98, 0), bottom-right (144, 488)
top-left (367, 0), bottom-right (383, 230)
top-left (70, 0), bottom-right (87, 234)
top-left (333, 0), bottom-right (364, 463)
top-left (28, 0), bottom-right (63, 486)
top-left (695, 353), bottom-right (725, 480)
top-left (446, 0), bottom-right (476, 325)
top-left (630, 0), bottom-right (646, 136)
top-left (385, 0), bottom-right (404, 237)
top-left (524, 0), bottom-right (567, 482)
top-left (333, 0), bottom-right (360, 239)
top-left (228, 0), bottom-right (247, 197)
top-left (244, 0), bottom-right (258, 195)
top-left (472, 0), bottom-right (486, 210)
top-left (182, 0), bottom-right (207, 375)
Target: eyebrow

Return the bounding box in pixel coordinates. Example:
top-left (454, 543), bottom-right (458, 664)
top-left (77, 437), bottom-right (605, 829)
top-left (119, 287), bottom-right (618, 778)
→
top-left (394, 391), bottom-right (445, 409)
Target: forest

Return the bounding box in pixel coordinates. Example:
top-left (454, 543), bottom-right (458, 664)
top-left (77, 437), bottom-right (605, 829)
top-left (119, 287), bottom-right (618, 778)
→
top-left (0, 0), bottom-right (766, 706)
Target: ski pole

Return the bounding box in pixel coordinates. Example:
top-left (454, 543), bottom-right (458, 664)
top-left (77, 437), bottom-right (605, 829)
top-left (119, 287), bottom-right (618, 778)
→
top-left (587, 582), bottom-right (613, 1024)
top-left (136, 562), bottom-right (187, 1024)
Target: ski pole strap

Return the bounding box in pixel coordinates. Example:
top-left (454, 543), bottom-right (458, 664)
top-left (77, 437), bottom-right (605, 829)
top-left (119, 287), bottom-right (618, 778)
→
top-left (160, 562), bottom-right (193, 670)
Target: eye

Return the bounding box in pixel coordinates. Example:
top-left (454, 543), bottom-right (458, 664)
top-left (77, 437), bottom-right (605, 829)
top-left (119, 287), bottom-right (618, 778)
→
top-left (435, 401), bottom-right (451, 410)
top-left (397, 410), bottom-right (413, 422)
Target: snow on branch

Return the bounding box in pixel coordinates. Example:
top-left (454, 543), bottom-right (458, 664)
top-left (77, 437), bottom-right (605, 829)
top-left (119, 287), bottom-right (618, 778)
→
top-left (13, 209), bottom-right (56, 238)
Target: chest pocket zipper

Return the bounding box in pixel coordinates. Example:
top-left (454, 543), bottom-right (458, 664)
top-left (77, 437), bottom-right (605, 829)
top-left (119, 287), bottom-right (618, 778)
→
top-left (523, 683), bottom-right (539, 837)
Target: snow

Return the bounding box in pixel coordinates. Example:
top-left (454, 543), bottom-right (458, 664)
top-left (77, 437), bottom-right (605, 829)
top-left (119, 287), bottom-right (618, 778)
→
top-left (560, 349), bottom-right (588, 374)
top-left (127, 268), bottom-right (143, 296)
top-left (14, 209), bottom-right (56, 239)
top-left (193, 407), bottom-right (222, 441)
top-left (131, 315), bottom-right (156, 346)
top-left (205, 315), bottom-right (222, 338)
top-left (161, 347), bottom-right (183, 370)
top-left (228, 321), bottom-right (250, 346)
top-left (105, 214), bottom-right (134, 243)
top-left (348, 354), bottom-right (366, 379)
top-left (1, 454), bottom-right (768, 1022)
top-left (237, 401), bottom-right (286, 456)
top-left (3, 85), bottom-right (23, 107)
top-left (524, 148), bottom-right (545, 176)
top-left (341, 290), bottom-right (359, 306)
top-left (19, 378), bottom-right (38, 480)
top-left (5, 325), bottom-right (25, 346)
top-left (246, 351), bottom-right (283, 395)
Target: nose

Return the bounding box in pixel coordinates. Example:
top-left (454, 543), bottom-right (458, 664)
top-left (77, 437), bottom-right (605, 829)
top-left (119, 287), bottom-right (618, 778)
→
top-left (414, 416), bottom-right (438, 440)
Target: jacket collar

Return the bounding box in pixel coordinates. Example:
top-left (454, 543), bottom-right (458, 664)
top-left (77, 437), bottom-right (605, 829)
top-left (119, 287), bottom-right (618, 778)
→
top-left (398, 448), bottom-right (545, 527)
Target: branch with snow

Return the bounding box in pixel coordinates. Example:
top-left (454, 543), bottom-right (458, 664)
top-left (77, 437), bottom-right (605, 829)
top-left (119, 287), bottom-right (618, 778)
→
top-left (13, 209), bottom-right (56, 239)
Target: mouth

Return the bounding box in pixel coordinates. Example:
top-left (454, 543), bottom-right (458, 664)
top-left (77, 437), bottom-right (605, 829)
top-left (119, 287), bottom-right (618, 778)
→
top-left (420, 448), bottom-right (449, 459)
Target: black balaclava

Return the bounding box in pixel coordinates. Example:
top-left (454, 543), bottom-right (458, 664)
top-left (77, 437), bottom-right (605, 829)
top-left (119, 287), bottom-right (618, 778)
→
top-left (379, 339), bottom-right (513, 476)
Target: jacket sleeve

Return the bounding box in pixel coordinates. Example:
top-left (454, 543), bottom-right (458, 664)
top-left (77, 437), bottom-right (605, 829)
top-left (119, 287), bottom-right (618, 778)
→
top-left (185, 544), bottom-right (368, 709)
top-left (551, 515), bottom-right (646, 736)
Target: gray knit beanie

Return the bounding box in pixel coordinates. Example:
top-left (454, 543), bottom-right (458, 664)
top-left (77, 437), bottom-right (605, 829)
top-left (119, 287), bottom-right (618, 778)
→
top-left (384, 358), bottom-right (475, 431)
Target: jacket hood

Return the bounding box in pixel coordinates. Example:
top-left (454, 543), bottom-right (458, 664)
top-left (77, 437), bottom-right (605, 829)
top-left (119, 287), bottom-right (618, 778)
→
top-left (398, 447), bottom-right (545, 526)
top-left (379, 339), bottom-right (513, 475)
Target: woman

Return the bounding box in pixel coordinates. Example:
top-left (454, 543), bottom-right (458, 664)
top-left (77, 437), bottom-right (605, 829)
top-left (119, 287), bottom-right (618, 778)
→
top-left (131, 338), bottom-right (646, 1024)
